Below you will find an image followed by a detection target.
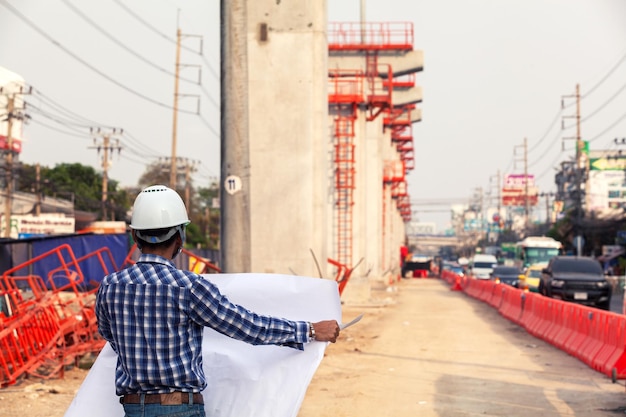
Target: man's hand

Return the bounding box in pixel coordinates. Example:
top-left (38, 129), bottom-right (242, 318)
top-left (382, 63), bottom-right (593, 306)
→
top-left (311, 320), bottom-right (340, 343)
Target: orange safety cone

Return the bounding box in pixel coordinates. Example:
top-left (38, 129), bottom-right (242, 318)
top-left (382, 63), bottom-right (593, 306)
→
top-left (450, 275), bottom-right (463, 291)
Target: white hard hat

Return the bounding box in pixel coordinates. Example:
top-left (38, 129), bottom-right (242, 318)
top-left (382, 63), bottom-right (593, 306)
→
top-left (130, 185), bottom-right (190, 231)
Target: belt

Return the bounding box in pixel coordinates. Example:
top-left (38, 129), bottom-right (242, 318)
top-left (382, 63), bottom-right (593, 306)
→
top-left (120, 392), bottom-right (204, 405)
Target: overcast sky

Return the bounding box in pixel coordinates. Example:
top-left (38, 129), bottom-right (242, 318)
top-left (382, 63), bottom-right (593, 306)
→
top-left (2, 1), bottom-right (626, 231)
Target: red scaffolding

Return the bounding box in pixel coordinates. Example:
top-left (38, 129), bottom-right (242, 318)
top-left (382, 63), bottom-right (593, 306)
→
top-left (328, 22), bottom-right (416, 276)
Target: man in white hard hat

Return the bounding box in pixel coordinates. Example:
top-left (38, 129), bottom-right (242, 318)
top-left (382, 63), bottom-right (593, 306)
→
top-left (95, 185), bottom-right (340, 417)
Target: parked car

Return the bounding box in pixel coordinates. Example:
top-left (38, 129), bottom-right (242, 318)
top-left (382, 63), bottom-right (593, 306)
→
top-left (539, 256), bottom-right (612, 310)
top-left (518, 263), bottom-right (545, 292)
top-left (490, 265), bottom-right (523, 287)
top-left (449, 264), bottom-right (465, 277)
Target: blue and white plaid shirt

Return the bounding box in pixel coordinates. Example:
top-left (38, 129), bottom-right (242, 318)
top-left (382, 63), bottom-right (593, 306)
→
top-left (95, 254), bottom-right (310, 395)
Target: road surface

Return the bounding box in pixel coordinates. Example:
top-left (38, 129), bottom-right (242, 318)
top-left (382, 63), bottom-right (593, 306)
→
top-left (298, 278), bottom-right (626, 417)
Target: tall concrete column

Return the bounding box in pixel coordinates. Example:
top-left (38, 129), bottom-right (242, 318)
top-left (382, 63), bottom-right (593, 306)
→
top-left (246, 1), bottom-right (329, 277)
top-left (220, 0), bottom-right (251, 272)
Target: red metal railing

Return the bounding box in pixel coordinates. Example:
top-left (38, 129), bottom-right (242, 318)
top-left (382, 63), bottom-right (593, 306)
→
top-left (328, 22), bottom-right (414, 51)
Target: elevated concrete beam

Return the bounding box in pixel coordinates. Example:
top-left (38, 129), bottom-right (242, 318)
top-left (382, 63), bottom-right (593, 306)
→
top-left (328, 50), bottom-right (424, 77)
top-left (393, 86), bottom-right (422, 107)
top-left (412, 108), bottom-right (422, 124)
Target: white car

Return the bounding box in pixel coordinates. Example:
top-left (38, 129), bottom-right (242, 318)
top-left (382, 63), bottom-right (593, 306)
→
top-left (468, 254), bottom-right (498, 279)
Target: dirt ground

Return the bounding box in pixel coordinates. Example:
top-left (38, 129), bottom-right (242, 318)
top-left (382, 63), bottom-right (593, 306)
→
top-left (3, 278), bottom-right (626, 417)
top-left (0, 284), bottom-right (390, 417)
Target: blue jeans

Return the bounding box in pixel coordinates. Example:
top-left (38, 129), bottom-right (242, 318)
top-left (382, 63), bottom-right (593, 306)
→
top-left (122, 403), bottom-right (205, 417)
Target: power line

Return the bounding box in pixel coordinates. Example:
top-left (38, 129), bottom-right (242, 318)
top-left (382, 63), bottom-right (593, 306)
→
top-left (111, 0), bottom-right (220, 82)
top-left (60, 0), bottom-right (200, 85)
top-left (0, 0), bottom-right (198, 114)
top-left (581, 82), bottom-right (626, 125)
top-left (581, 50), bottom-right (626, 99)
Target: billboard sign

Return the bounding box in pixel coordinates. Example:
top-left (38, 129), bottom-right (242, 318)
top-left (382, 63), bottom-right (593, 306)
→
top-left (502, 174), bottom-right (538, 207)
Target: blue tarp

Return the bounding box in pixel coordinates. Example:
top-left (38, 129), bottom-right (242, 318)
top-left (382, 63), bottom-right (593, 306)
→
top-left (1, 233), bottom-right (130, 291)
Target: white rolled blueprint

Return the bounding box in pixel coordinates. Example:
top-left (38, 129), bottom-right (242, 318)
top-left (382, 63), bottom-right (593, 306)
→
top-left (64, 273), bottom-right (342, 417)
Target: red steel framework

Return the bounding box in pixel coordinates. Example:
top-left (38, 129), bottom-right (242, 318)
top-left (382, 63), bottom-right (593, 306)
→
top-left (328, 22), bottom-right (416, 272)
top-left (332, 103), bottom-right (358, 267)
top-left (328, 22), bottom-right (414, 51)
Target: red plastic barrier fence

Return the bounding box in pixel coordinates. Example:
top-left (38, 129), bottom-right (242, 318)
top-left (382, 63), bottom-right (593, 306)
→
top-left (542, 300), bottom-right (568, 348)
top-left (518, 292), bottom-right (540, 334)
top-left (463, 277), bottom-right (479, 298)
top-left (535, 299), bottom-right (561, 340)
top-left (487, 284), bottom-right (506, 309)
top-left (602, 315), bottom-right (626, 378)
top-left (550, 302), bottom-right (578, 350)
top-left (497, 287), bottom-right (525, 325)
top-left (562, 306), bottom-right (595, 360)
top-left (453, 272), bottom-right (626, 381)
top-left (576, 309), bottom-right (611, 367)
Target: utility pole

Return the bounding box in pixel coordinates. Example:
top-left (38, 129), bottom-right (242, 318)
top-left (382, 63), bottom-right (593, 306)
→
top-left (170, 25), bottom-right (202, 189)
top-left (2, 87), bottom-right (30, 238)
top-left (3, 95), bottom-right (15, 238)
top-left (562, 84), bottom-right (583, 254)
top-left (35, 163), bottom-right (41, 216)
top-left (524, 137), bottom-right (530, 230)
top-left (489, 169), bottom-right (502, 218)
top-left (89, 128), bottom-right (122, 221)
top-left (513, 138), bottom-right (530, 233)
top-left (170, 28), bottom-right (181, 189)
top-left (221, 0), bottom-right (251, 272)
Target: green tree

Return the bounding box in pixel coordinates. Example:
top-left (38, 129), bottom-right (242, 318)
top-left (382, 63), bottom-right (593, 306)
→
top-left (137, 160), bottom-right (171, 189)
top-left (16, 162), bottom-right (132, 221)
top-left (192, 182), bottom-right (220, 250)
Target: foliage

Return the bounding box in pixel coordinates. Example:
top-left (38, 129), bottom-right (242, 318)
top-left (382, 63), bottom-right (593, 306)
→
top-left (14, 160), bottom-right (220, 248)
top-left (137, 161), bottom-right (170, 189)
top-left (184, 183), bottom-right (220, 250)
top-left (16, 162), bottom-right (132, 221)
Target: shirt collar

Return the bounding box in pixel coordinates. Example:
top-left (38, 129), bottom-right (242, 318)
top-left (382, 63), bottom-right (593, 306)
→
top-left (137, 253), bottom-right (176, 268)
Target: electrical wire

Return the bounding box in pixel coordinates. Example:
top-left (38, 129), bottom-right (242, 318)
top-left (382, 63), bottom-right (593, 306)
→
top-left (30, 88), bottom-right (105, 127)
top-left (587, 111), bottom-right (626, 143)
top-left (110, 0), bottom-right (220, 82)
top-left (581, 50), bottom-right (626, 99)
top-left (0, 0), bottom-right (198, 114)
top-left (60, 0), bottom-right (200, 85)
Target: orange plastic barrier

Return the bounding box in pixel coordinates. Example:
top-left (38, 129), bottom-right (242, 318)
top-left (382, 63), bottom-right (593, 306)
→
top-left (476, 280), bottom-right (493, 303)
top-left (562, 307), bottom-right (595, 360)
top-left (454, 272), bottom-right (626, 381)
top-left (487, 284), bottom-right (506, 309)
top-left (602, 315), bottom-right (626, 378)
top-left (542, 300), bottom-right (569, 348)
top-left (463, 277), bottom-right (479, 299)
top-left (518, 292), bottom-right (540, 333)
top-left (497, 287), bottom-right (525, 325)
top-left (535, 299), bottom-right (561, 340)
top-left (576, 309), bottom-right (611, 367)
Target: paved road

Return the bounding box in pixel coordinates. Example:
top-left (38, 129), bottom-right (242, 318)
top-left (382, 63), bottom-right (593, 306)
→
top-left (610, 282), bottom-right (624, 314)
top-left (299, 278), bottom-right (626, 417)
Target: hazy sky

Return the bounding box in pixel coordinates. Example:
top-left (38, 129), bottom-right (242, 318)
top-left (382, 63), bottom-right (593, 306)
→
top-left (2, 1), bottom-right (626, 231)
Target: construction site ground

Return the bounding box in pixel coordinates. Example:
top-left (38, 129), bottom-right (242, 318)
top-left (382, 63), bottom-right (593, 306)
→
top-left (3, 277), bottom-right (626, 417)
